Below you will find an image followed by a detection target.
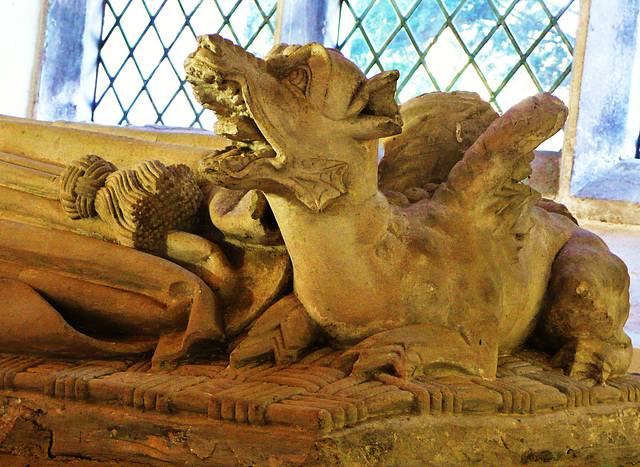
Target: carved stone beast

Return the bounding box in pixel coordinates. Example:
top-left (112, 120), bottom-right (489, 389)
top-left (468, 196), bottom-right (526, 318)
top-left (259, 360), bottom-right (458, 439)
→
top-left (186, 35), bottom-right (632, 383)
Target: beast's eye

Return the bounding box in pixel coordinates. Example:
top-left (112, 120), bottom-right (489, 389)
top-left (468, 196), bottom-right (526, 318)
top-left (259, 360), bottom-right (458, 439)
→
top-left (287, 68), bottom-right (308, 93)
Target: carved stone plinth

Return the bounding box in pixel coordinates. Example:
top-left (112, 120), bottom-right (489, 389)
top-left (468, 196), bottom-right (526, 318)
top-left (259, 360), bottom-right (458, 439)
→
top-left (1, 350), bottom-right (640, 466)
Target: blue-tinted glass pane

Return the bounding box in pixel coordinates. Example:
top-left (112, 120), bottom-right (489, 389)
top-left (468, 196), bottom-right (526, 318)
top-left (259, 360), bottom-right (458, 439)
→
top-left (474, 26), bottom-right (520, 90)
top-left (492, 0), bottom-right (516, 17)
top-left (505, 0), bottom-right (550, 53)
top-left (397, 64), bottom-right (437, 101)
top-left (378, 28), bottom-right (420, 81)
top-left (392, 0), bottom-right (421, 17)
top-left (338, 0), bottom-right (577, 131)
top-left (542, 0), bottom-right (574, 16)
top-left (340, 27), bottom-right (376, 71)
top-left (528, 33), bottom-right (573, 89)
top-left (361, 0), bottom-right (401, 52)
top-left (453, 0), bottom-right (499, 53)
top-left (406, 1), bottom-right (447, 47)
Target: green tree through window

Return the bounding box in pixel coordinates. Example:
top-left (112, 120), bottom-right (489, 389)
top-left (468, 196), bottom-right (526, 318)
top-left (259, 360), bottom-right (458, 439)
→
top-left (337, 0), bottom-right (578, 113)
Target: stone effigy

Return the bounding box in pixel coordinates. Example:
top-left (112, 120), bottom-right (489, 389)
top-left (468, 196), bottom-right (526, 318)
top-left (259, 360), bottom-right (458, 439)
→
top-left (0, 34), bottom-right (639, 466)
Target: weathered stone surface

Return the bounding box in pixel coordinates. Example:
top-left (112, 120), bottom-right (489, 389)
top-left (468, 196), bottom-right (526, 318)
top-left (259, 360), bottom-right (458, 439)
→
top-left (378, 91), bottom-right (499, 193)
top-left (0, 29), bottom-right (638, 467)
top-left (188, 34), bottom-right (632, 385)
top-left (317, 403), bottom-right (640, 466)
top-left (3, 374), bottom-right (640, 466)
top-left (1, 351), bottom-right (640, 453)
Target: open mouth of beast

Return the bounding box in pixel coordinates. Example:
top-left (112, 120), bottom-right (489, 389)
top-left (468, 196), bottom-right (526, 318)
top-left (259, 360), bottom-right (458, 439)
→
top-left (184, 35), bottom-right (277, 178)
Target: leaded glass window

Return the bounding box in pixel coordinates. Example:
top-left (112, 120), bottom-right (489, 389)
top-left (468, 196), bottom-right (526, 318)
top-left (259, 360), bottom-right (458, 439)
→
top-left (93, 0), bottom-right (579, 145)
top-left (337, 0), bottom-right (578, 113)
top-left (92, 0), bottom-right (278, 128)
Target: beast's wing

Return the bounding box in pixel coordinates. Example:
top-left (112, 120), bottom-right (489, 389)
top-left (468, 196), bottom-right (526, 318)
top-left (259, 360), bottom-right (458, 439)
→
top-left (379, 91), bottom-right (499, 194)
top-left (433, 93), bottom-right (568, 234)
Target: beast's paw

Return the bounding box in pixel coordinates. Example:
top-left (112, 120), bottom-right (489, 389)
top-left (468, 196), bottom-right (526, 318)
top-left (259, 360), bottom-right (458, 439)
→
top-left (337, 343), bottom-right (422, 379)
top-left (334, 323), bottom-right (498, 379)
top-left (551, 337), bottom-right (632, 384)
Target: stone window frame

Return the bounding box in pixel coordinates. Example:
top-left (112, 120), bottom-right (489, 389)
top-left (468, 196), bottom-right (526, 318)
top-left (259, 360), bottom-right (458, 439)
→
top-left (558, 0), bottom-right (640, 224)
top-left (31, 0), bottom-right (640, 224)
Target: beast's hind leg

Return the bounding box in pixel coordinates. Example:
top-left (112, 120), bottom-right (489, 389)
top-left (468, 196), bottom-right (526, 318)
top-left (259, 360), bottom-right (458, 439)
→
top-left (229, 294), bottom-right (320, 368)
top-left (535, 228), bottom-right (632, 383)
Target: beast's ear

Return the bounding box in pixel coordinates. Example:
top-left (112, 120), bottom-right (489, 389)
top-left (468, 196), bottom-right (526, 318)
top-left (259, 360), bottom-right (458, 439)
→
top-left (345, 70), bottom-right (402, 140)
top-left (346, 70), bottom-right (400, 118)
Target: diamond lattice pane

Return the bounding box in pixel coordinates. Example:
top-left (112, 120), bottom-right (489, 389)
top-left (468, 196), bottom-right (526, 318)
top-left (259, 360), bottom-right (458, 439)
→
top-left (528, 33), bottom-right (573, 90)
top-left (361, 0), bottom-right (401, 52)
top-left (406, 0), bottom-right (446, 45)
top-left (505, 0), bottom-right (550, 54)
top-left (453, 65), bottom-right (492, 101)
top-left (134, 30), bottom-right (166, 79)
top-left (117, 1), bottom-right (148, 45)
top-left (378, 29), bottom-right (420, 83)
top-left (92, 0), bottom-right (278, 128)
top-left (145, 59), bottom-right (183, 112)
top-left (338, 0), bottom-right (579, 149)
top-left (495, 65), bottom-right (540, 110)
top-left (474, 26), bottom-right (521, 93)
top-left (397, 65), bottom-right (436, 103)
top-left (127, 91), bottom-right (157, 123)
top-left (111, 58), bottom-right (145, 110)
top-left (425, 26), bottom-right (469, 90)
top-left (544, 0), bottom-right (577, 17)
top-left (395, 0), bottom-right (420, 16)
top-left (452, 1), bottom-right (499, 53)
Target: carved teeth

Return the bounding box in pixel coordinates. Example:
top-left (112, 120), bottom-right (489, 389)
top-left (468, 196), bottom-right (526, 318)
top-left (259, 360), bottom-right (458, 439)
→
top-left (201, 145), bottom-right (277, 176)
top-left (214, 116), bottom-right (264, 143)
top-left (185, 54), bottom-right (219, 84)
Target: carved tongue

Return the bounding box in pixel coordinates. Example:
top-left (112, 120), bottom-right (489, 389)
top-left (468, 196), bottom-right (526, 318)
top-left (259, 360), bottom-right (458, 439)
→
top-left (214, 116), bottom-right (265, 142)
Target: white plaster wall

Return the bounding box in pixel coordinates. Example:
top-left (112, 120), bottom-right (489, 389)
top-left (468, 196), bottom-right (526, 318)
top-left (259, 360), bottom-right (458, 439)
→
top-left (0, 0), bottom-right (44, 118)
top-left (570, 0), bottom-right (640, 194)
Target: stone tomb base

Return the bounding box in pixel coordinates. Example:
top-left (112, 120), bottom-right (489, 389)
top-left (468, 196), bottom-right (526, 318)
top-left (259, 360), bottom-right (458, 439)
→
top-left (1, 350), bottom-right (640, 466)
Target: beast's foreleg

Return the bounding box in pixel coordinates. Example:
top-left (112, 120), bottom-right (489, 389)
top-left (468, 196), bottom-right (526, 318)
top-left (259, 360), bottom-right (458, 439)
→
top-left (335, 318), bottom-right (500, 380)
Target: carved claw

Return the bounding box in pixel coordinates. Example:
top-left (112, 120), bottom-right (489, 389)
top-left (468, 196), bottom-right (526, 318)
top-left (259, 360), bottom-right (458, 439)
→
top-left (551, 338), bottom-right (632, 385)
top-left (337, 343), bottom-right (421, 379)
top-left (334, 323), bottom-right (498, 380)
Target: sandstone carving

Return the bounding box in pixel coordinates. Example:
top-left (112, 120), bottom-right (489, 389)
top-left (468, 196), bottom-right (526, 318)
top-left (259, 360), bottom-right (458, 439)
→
top-left (185, 34), bottom-right (632, 383)
top-left (0, 32), bottom-right (637, 466)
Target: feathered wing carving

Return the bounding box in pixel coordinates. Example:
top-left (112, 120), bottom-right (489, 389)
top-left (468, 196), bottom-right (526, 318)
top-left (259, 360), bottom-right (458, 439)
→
top-left (379, 92), bottom-right (568, 248)
top-left (441, 93), bottom-right (567, 201)
top-left (433, 93), bottom-right (568, 236)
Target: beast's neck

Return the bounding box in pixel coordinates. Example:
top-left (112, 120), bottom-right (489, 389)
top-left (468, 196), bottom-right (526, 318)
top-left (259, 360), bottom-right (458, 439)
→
top-left (267, 139), bottom-right (389, 247)
top-left (262, 140), bottom-right (404, 339)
